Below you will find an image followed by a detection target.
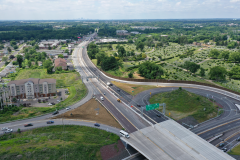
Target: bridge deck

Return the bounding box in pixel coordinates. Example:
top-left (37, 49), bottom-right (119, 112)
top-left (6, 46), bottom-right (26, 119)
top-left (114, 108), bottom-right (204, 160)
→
top-left (122, 120), bottom-right (235, 160)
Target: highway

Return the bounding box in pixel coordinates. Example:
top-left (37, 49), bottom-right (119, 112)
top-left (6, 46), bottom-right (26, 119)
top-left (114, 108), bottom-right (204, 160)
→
top-left (0, 34), bottom-right (239, 158)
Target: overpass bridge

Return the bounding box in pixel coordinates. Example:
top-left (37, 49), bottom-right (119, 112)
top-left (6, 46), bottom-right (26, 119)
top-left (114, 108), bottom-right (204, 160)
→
top-left (121, 120), bottom-right (234, 160)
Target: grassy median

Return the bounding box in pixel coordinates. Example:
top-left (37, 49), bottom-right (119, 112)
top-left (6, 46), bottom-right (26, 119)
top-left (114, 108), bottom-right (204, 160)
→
top-left (149, 88), bottom-right (218, 122)
top-left (0, 125), bottom-right (120, 160)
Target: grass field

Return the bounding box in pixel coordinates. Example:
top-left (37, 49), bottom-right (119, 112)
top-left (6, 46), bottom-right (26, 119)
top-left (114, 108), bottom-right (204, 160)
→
top-left (228, 144), bottom-right (240, 155)
top-left (1, 69), bottom-right (87, 123)
top-left (149, 88), bottom-right (218, 122)
top-left (111, 81), bottom-right (157, 96)
top-left (0, 125), bottom-right (120, 160)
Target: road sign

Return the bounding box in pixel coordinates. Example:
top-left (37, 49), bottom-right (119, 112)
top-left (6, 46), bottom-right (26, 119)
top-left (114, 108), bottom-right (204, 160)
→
top-left (146, 103), bottom-right (159, 111)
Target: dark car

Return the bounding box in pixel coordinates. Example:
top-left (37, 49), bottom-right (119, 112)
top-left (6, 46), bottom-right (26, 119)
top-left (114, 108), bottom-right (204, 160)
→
top-left (219, 143), bottom-right (225, 147)
top-left (94, 123), bottom-right (100, 127)
top-left (237, 137), bottom-right (240, 141)
top-left (117, 89), bottom-right (120, 92)
top-left (52, 111), bottom-right (59, 115)
top-left (51, 102), bottom-right (55, 105)
top-left (24, 123), bottom-right (33, 127)
top-left (222, 148), bottom-right (227, 152)
top-left (47, 120), bottom-right (54, 124)
top-left (156, 114), bottom-right (161, 117)
top-left (137, 105), bottom-right (141, 107)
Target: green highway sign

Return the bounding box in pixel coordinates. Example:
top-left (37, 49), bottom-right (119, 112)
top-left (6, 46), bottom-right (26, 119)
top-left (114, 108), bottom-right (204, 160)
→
top-left (146, 103), bottom-right (159, 111)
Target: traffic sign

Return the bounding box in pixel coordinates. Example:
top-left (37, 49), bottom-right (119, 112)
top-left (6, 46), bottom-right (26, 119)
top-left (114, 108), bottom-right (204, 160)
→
top-left (146, 103), bottom-right (159, 111)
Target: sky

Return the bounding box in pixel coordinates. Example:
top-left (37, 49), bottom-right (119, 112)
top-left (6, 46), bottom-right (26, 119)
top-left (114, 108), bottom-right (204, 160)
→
top-left (0, 0), bottom-right (240, 20)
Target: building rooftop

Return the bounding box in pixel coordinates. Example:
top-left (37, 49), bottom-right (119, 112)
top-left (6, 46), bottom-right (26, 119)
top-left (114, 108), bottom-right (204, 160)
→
top-left (7, 78), bottom-right (56, 86)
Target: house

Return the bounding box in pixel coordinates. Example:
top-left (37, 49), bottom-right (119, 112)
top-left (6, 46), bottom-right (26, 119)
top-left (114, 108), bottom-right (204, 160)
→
top-left (54, 58), bottom-right (67, 70)
top-left (161, 35), bottom-right (168, 38)
top-left (130, 31), bottom-right (140, 34)
top-left (116, 30), bottom-right (129, 36)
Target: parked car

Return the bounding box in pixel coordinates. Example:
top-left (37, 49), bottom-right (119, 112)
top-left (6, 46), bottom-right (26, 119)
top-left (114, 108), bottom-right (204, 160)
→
top-left (47, 121), bottom-right (54, 124)
top-left (1, 127), bottom-right (8, 131)
top-left (52, 111), bottom-right (59, 115)
top-left (24, 123), bottom-right (33, 127)
top-left (57, 100), bottom-right (61, 102)
top-left (4, 129), bottom-right (13, 134)
top-left (94, 123), bottom-right (100, 127)
top-left (51, 102), bottom-right (55, 105)
top-left (66, 107), bottom-right (71, 110)
top-left (48, 103), bottom-right (52, 106)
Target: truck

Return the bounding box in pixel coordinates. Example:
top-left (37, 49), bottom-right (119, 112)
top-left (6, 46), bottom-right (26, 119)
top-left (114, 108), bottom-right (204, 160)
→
top-left (107, 82), bottom-right (111, 86)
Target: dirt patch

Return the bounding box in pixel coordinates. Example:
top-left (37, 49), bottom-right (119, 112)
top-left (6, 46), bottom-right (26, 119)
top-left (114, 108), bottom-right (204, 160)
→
top-left (100, 140), bottom-right (125, 160)
top-left (133, 72), bottom-right (145, 79)
top-left (111, 81), bottom-right (157, 96)
top-left (54, 98), bottom-right (122, 129)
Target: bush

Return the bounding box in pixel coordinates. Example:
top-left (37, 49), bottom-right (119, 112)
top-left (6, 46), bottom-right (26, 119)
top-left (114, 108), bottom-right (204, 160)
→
top-left (128, 72), bottom-right (133, 78)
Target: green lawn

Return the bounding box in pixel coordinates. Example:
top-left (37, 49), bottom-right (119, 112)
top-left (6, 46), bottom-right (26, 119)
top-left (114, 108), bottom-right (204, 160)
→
top-left (0, 125), bottom-right (120, 160)
top-left (1, 69), bottom-right (87, 123)
top-left (229, 144), bottom-right (240, 155)
top-left (149, 88), bottom-right (218, 122)
top-left (61, 47), bottom-right (67, 50)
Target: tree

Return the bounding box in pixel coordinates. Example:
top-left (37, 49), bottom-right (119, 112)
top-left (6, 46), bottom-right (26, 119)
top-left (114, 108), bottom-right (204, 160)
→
top-left (136, 42), bottom-right (144, 51)
top-left (200, 68), bottom-right (205, 77)
top-left (58, 54), bottom-right (64, 58)
top-left (28, 60), bottom-right (32, 68)
top-left (47, 66), bottom-right (54, 74)
top-left (108, 44), bottom-right (113, 50)
top-left (17, 55), bottom-right (23, 68)
top-left (7, 47), bottom-right (11, 53)
top-left (9, 55), bottom-right (15, 59)
top-left (2, 57), bottom-right (8, 62)
top-left (13, 45), bottom-right (18, 50)
top-left (183, 61), bottom-right (200, 73)
top-left (118, 46), bottom-right (126, 57)
top-left (128, 71), bottom-right (133, 78)
top-left (229, 52), bottom-right (240, 62)
top-left (138, 61), bottom-right (164, 79)
top-left (64, 49), bottom-right (69, 53)
top-left (219, 50), bottom-right (230, 60)
top-left (101, 56), bottom-right (119, 71)
top-left (204, 39), bottom-right (209, 44)
top-left (56, 66), bottom-right (62, 71)
top-left (209, 66), bottom-right (227, 80)
top-left (34, 44), bottom-right (39, 50)
top-left (228, 66), bottom-right (240, 79)
top-left (43, 59), bottom-right (52, 67)
top-left (208, 49), bottom-right (220, 58)
top-left (96, 51), bottom-right (106, 66)
top-left (12, 97), bottom-right (17, 103)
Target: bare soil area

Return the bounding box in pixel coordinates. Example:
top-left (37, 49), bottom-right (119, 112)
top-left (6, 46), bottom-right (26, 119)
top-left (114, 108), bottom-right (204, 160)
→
top-left (54, 98), bottom-right (122, 129)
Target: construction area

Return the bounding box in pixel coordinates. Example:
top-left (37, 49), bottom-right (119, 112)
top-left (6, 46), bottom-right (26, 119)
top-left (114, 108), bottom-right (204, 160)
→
top-left (54, 98), bottom-right (122, 129)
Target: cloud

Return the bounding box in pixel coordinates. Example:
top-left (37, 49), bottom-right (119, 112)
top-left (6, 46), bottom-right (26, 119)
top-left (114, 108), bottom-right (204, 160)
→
top-left (230, 0), bottom-right (240, 2)
top-left (0, 0), bottom-right (239, 20)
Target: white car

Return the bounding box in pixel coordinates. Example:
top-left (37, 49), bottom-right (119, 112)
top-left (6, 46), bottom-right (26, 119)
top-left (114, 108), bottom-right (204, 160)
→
top-left (66, 107), bottom-right (71, 110)
top-left (57, 100), bottom-right (61, 102)
top-left (4, 129), bottom-right (13, 133)
top-left (48, 103), bottom-right (53, 106)
top-left (1, 127), bottom-right (8, 131)
top-left (100, 96), bottom-right (104, 101)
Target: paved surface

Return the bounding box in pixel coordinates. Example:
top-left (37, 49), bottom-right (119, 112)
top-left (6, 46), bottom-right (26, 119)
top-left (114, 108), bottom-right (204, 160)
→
top-left (1, 119), bottom-right (120, 136)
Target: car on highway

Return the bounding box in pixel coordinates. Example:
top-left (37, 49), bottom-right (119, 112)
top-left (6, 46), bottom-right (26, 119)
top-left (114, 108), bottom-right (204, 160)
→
top-left (94, 123), bottom-right (100, 127)
top-left (24, 123), bottom-right (33, 127)
top-left (100, 96), bottom-right (104, 101)
top-left (51, 102), bottom-right (55, 105)
top-left (219, 143), bottom-right (225, 147)
top-left (48, 103), bottom-right (52, 106)
top-left (47, 121), bottom-right (54, 124)
top-left (117, 89), bottom-right (120, 92)
top-left (222, 148), bottom-right (227, 152)
top-left (57, 100), bottom-right (61, 102)
top-left (1, 127), bottom-right (8, 131)
top-left (156, 114), bottom-right (161, 117)
top-left (66, 107), bottom-right (71, 110)
top-left (137, 105), bottom-right (141, 107)
top-left (237, 137), bottom-right (240, 141)
top-left (52, 110), bottom-right (59, 115)
top-left (4, 129), bottom-right (13, 134)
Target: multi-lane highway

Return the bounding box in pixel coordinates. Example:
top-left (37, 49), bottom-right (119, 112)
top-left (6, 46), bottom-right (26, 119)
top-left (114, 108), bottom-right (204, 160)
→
top-left (1, 34), bottom-right (240, 158)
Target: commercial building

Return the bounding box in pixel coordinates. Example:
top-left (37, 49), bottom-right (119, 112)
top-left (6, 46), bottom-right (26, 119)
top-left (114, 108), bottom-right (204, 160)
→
top-left (7, 78), bottom-right (56, 99)
top-left (116, 30), bottom-right (129, 36)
